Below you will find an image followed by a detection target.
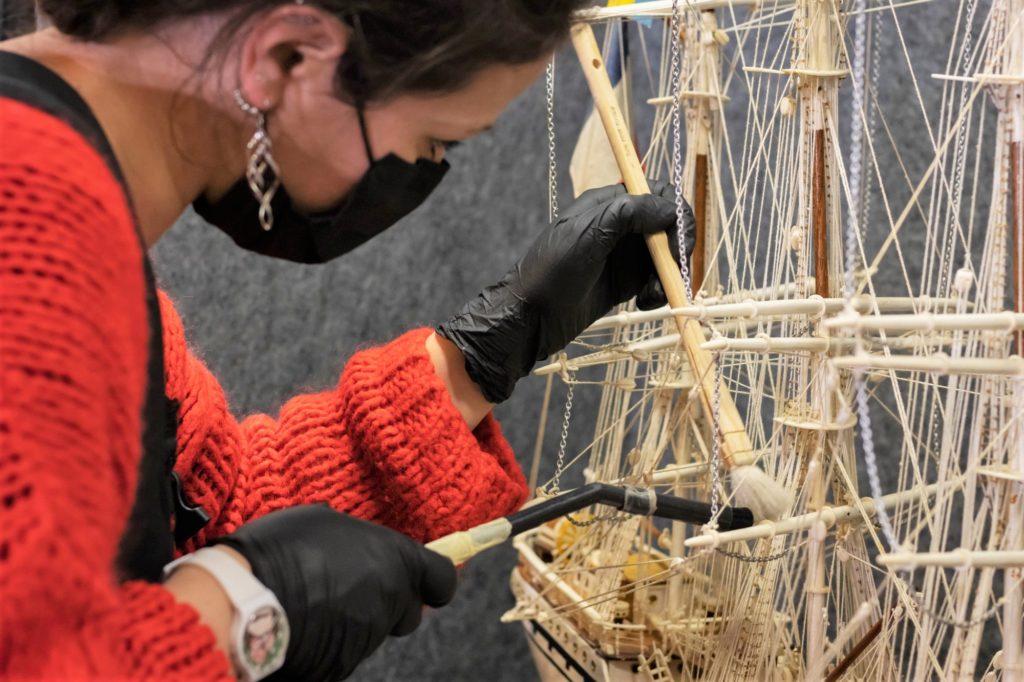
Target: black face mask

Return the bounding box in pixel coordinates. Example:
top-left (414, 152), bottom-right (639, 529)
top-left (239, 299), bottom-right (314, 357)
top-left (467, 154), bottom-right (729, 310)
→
top-left (193, 106), bottom-right (450, 264)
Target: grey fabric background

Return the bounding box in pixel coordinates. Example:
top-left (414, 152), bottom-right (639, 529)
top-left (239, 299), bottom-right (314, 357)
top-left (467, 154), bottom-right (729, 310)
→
top-left (139, 2), bottom-right (990, 680)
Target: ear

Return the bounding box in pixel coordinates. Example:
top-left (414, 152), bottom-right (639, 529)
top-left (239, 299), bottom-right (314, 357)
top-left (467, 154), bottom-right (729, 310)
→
top-left (236, 4), bottom-right (348, 111)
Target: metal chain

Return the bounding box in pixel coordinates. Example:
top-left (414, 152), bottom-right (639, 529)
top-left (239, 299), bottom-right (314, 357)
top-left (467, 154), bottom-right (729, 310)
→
top-left (545, 56), bottom-right (559, 223)
top-left (669, 0), bottom-right (694, 300)
top-left (542, 58), bottom-right (617, 528)
top-left (542, 54), bottom-right (574, 503)
top-left (708, 348), bottom-right (724, 524)
top-left (716, 546), bottom-right (792, 563)
top-left (548, 372), bottom-right (575, 496)
top-left (547, 374), bottom-right (622, 527)
top-left (568, 510), bottom-right (631, 527)
top-left (899, 574), bottom-right (1015, 629)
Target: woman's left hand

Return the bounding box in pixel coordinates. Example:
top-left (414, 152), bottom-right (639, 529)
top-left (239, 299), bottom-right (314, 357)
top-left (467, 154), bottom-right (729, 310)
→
top-left (438, 181), bottom-right (695, 404)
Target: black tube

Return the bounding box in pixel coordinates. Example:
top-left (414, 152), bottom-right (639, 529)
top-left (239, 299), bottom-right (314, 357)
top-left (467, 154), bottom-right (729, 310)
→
top-left (506, 483), bottom-right (754, 535)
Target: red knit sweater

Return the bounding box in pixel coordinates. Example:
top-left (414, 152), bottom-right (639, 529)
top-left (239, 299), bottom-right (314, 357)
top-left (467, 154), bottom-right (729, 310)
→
top-left (0, 98), bottom-right (529, 679)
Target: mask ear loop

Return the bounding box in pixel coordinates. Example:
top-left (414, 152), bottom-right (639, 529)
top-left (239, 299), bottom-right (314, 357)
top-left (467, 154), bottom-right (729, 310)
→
top-left (355, 104), bottom-right (376, 165)
top-left (345, 9), bottom-right (376, 166)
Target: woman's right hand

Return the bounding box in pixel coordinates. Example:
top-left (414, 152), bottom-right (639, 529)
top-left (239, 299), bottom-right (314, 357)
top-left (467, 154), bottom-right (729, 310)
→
top-left (215, 505), bottom-right (457, 681)
top-left (438, 181), bottom-right (694, 404)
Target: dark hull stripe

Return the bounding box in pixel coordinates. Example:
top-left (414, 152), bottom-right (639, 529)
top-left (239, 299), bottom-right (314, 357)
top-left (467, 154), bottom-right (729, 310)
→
top-left (525, 619), bottom-right (601, 682)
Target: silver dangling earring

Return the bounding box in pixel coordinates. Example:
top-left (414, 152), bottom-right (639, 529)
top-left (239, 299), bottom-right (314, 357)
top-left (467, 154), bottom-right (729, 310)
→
top-left (234, 88), bottom-right (280, 231)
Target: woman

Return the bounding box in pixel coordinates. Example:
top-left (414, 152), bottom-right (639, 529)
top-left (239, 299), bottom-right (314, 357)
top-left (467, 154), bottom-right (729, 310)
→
top-left (0, 1), bottom-right (691, 680)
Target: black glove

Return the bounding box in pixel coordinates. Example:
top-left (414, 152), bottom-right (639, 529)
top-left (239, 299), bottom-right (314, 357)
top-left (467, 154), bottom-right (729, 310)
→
top-left (438, 181), bottom-right (696, 403)
top-left (215, 505), bottom-right (457, 681)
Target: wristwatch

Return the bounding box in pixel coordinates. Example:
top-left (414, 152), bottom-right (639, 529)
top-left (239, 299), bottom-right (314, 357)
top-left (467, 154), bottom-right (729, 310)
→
top-left (164, 548), bottom-right (290, 682)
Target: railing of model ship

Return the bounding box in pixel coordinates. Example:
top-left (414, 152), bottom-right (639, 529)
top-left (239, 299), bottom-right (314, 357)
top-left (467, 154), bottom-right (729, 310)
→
top-left (830, 353), bottom-right (1024, 376)
top-left (877, 550), bottom-right (1024, 568)
top-left (683, 480), bottom-right (953, 549)
top-left (512, 534), bottom-right (606, 624)
top-left (824, 311), bottom-right (1024, 332)
top-left (584, 295), bottom-right (966, 332)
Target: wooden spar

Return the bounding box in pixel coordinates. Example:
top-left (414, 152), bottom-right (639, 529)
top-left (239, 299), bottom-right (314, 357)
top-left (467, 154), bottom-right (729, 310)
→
top-left (809, 602), bottom-right (874, 682)
top-left (813, 129), bottom-right (830, 298)
top-left (684, 479), bottom-right (955, 548)
top-left (825, 621), bottom-right (883, 682)
top-left (702, 336), bottom-right (830, 353)
top-left (532, 332), bottom-right (960, 376)
top-left (825, 311), bottom-right (1024, 332)
top-left (824, 608), bottom-right (900, 682)
top-left (584, 293), bottom-right (968, 331)
top-left (692, 153), bottom-right (708, 296)
top-left (831, 353), bottom-right (1024, 376)
top-left (570, 23), bottom-right (756, 469)
top-left (533, 334), bottom-right (683, 376)
top-left (1013, 141), bottom-right (1022, 354)
top-left (877, 549), bottom-right (1024, 568)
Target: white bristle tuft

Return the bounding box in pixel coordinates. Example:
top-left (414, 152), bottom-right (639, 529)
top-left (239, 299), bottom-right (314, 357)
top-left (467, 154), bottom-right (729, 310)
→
top-left (729, 465), bottom-right (793, 521)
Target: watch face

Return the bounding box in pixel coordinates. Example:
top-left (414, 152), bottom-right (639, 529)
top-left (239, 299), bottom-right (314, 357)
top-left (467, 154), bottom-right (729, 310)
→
top-left (241, 605), bottom-right (289, 674)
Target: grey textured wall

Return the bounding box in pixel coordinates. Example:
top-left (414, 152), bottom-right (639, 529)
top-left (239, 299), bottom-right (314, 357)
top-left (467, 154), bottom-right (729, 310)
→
top-left (149, 2), bottom-right (988, 679)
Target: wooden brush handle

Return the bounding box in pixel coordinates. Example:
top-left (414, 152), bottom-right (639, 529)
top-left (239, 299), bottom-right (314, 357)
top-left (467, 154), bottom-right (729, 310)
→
top-left (570, 23), bottom-right (754, 469)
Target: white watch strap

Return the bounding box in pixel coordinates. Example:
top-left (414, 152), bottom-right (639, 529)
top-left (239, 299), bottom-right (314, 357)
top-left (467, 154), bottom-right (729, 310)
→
top-left (164, 547), bottom-right (289, 682)
top-left (165, 548), bottom-right (267, 609)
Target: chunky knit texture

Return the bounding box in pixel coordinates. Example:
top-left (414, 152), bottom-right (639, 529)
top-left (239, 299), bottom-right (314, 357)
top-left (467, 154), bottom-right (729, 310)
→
top-left (0, 98), bottom-right (528, 679)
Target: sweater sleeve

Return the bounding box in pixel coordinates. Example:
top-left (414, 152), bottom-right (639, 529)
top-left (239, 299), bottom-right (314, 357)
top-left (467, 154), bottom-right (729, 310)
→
top-left (166, 294), bottom-right (530, 549)
top-left (0, 99), bottom-right (232, 680)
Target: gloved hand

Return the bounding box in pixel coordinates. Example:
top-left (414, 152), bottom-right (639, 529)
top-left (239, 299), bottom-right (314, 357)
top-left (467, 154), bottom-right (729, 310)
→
top-left (438, 181), bottom-right (696, 403)
top-left (214, 505), bottom-right (457, 681)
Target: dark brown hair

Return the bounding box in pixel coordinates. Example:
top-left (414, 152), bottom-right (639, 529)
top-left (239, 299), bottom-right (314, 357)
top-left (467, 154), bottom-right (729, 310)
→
top-left (36, 1), bottom-right (590, 103)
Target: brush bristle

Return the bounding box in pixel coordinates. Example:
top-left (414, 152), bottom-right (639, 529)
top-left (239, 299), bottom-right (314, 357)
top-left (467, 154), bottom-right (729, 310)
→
top-left (729, 465), bottom-right (793, 521)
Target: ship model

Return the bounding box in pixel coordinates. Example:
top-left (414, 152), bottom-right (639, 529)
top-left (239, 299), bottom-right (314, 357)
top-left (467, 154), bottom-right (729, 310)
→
top-left (502, 1), bottom-right (1024, 680)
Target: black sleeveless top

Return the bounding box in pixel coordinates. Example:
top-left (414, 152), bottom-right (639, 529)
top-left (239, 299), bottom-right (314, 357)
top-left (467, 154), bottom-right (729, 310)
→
top-left (0, 51), bottom-right (209, 582)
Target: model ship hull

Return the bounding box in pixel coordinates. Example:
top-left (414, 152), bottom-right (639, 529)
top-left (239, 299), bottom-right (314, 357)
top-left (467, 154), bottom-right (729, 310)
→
top-left (509, 528), bottom-right (801, 682)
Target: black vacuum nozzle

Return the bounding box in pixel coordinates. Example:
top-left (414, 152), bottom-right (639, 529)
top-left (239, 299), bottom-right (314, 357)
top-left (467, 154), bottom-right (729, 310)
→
top-left (506, 483), bottom-right (756, 536)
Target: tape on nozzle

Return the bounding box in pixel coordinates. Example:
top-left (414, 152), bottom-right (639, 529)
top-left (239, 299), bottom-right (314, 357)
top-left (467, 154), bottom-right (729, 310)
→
top-left (622, 486), bottom-right (657, 516)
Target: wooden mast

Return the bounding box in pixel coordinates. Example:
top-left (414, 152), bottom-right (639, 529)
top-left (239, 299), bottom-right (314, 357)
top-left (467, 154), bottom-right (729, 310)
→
top-left (693, 153), bottom-right (709, 295)
top-left (812, 130), bottom-right (829, 298)
top-left (794, 0), bottom-right (846, 678)
top-left (681, 8), bottom-right (726, 298)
